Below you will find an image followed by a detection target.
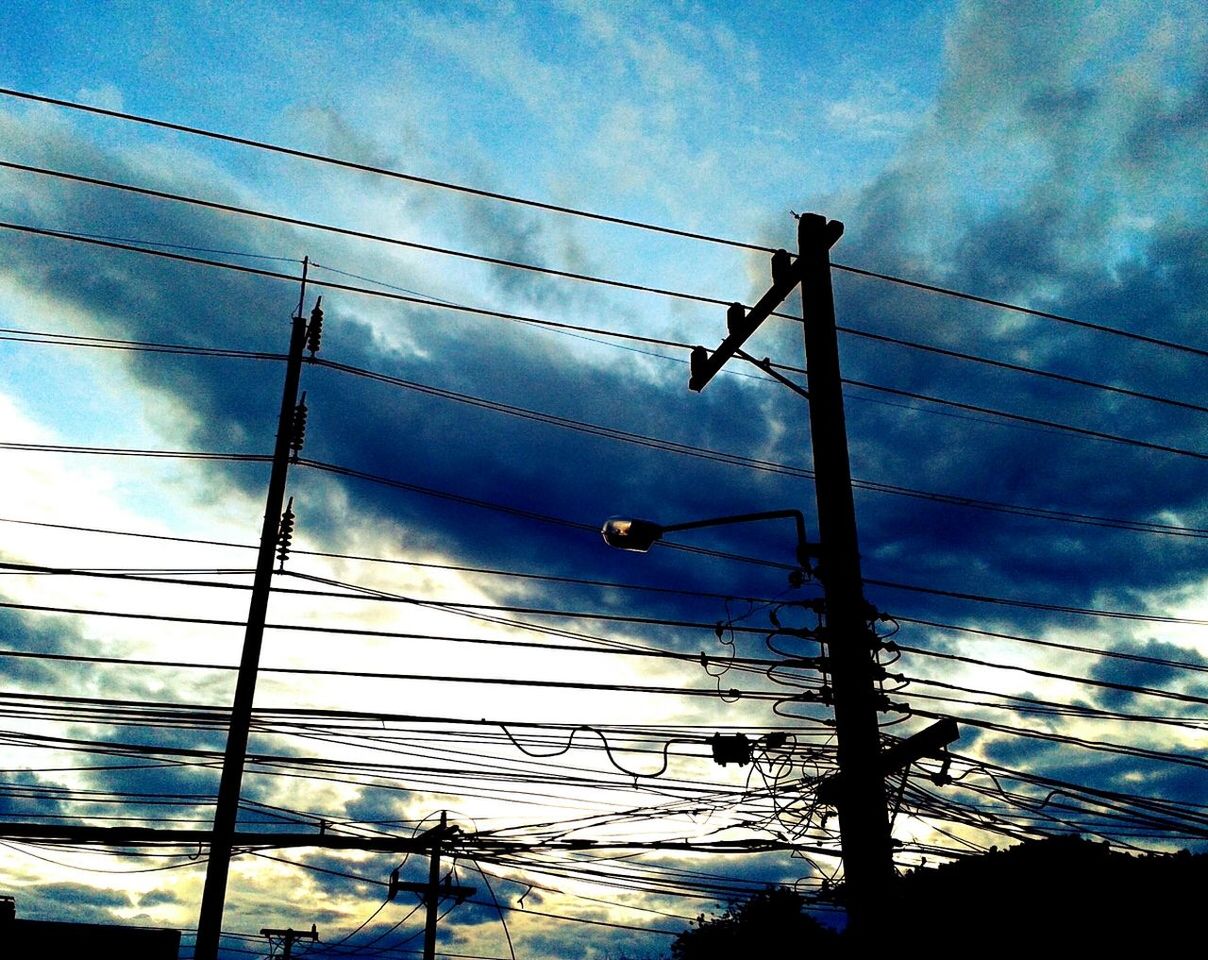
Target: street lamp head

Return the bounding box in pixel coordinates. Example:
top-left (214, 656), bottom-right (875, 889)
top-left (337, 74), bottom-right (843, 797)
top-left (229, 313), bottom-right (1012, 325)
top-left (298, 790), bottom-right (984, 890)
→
top-left (601, 517), bottom-right (664, 552)
top-left (602, 509), bottom-right (820, 584)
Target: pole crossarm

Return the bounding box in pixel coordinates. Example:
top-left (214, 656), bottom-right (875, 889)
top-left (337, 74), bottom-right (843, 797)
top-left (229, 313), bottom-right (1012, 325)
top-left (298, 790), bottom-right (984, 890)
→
top-left (0, 823), bottom-right (446, 851)
top-left (816, 717), bottom-right (960, 806)
top-left (688, 220), bottom-right (842, 393)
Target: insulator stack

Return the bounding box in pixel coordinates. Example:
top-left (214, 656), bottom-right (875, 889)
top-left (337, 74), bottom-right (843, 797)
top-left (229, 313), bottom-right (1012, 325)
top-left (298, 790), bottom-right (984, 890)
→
top-left (290, 392), bottom-right (308, 459)
top-left (276, 497), bottom-right (295, 568)
top-left (306, 297), bottom-right (323, 356)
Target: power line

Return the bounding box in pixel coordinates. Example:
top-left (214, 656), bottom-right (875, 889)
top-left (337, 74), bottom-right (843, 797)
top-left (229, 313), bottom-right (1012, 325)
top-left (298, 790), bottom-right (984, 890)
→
top-left (867, 578), bottom-right (1208, 624)
top-left (892, 615), bottom-right (1208, 673)
top-left (312, 358), bottom-right (1208, 534)
top-left (3, 459), bottom-right (1201, 626)
top-left (0, 325), bottom-right (285, 361)
top-left (4, 86), bottom-right (1205, 357)
top-left (0, 512), bottom-right (785, 603)
top-left (895, 645), bottom-right (1208, 707)
top-left (7, 158), bottom-right (1204, 415)
top-left (843, 377), bottom-right (1206, 461)
top-left (294, 457), bottom-right (793, 571)
top-left (0, 601), bottom-right (790, 670)
top-left (0, 219), bottom-right (720, 349)
top-left (844, 475), bottom-right (1205, 539)
top-left (285, 470), bottom-right (1208, 624)
top-left (0, 159), bottom-right (738, 312)
top-left (832, 261), bottom-right (1208, 359)
top-left (902, 705), bottom-right (1208, 772)
top-left (0, 440), bottom-right (269, 461)
top-left (840, 326), bottom-right (1208, 415)
top-left (0, 629), bottom-right (788, 705)
top-left (6, 217), bottom-right (1206, 470)
top-left (0, 692), bottom-right (810, 757)
top-left (894, 677), bottom-right (1208, 733)
top-left (4, 315), bottom-right (1201, 537)
top-left (0, 86), bottom-right (770, 254)
top-left (251, 852), bottom-right (682, 938)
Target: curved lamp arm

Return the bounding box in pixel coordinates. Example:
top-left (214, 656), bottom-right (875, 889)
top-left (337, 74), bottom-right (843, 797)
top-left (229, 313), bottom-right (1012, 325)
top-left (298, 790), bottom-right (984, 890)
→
top-left (601, 509), bottom-right (817, 569)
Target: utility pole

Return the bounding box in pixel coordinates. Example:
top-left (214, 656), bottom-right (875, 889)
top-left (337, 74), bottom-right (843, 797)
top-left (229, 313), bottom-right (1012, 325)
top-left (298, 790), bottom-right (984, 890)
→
top-left (260, 924), bottom-right (318, 958)
top-left (687, 214), bottom-right (893, 937)
top-left (194, 267), bottom-right (322, 960)
top-left (389, 813), bottom-right (476, 960)
top-left (796, 212), bottom-right (894, 935)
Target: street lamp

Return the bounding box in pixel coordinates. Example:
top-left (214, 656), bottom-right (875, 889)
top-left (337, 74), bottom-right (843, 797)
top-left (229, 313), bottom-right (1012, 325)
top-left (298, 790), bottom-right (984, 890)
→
top-left (601, 509), bottom-right (817, 576)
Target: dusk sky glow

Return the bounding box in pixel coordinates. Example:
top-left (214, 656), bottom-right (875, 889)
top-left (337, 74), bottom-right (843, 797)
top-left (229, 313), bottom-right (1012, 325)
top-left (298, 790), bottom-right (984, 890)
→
top-left (0, 2), bottom-right (1204, 957)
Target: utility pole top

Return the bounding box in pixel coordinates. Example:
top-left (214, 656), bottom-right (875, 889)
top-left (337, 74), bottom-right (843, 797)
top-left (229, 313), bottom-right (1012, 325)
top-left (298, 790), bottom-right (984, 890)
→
top-left (797, 211), bottom-right (845, 247)
top-left (688, 213), bottom-right (842, 393)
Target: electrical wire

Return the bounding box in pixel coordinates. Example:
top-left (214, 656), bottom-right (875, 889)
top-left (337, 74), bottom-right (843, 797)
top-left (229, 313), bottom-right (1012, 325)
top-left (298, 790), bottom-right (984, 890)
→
top-left (895, 644), bottom-right (1208, 706)
top-left (3, 86), bottom-right (1205, 358)
top-left (4, 217), bottom-right (1204, 465)
top-left (0, 325), bottom-right (285, 360)
top-left (311, 358), bottom-right (1208, 538)
top-left (0, 440), bottom-right (269, 461)
top-left (892, 614), bottom-right (1208, 673)
top-left (13, 157), bottom-right (1205, 434)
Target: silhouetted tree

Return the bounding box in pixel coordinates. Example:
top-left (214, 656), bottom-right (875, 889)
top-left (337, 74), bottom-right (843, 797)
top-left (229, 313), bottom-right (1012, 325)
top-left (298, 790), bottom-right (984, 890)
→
top-left (891, 836), bottom-right (1207, 950)
top-left (670, 887), bottom-right (840, 959)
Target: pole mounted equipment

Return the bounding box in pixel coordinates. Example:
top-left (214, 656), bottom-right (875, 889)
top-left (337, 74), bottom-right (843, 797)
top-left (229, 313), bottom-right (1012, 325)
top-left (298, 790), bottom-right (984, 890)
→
top-left (306, 297), bottom-right (323, 357)
top-left (289, 393), bottom-right (308, 461)
top-left (817, 717), bottom-right (959, 807)
top-left (276, 497), bottom-right (296, 570)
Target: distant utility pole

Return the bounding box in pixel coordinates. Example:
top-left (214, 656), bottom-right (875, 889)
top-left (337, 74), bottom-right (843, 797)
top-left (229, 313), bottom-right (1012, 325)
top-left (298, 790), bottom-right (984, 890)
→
top-left (194, 264), bottom-right (324, 960)
top-left (260, 924), bottom-right (318, 958)
top-left (389, 813), bottom-right (476, 960)
top-left (688, 214), bottom-right (893, 936)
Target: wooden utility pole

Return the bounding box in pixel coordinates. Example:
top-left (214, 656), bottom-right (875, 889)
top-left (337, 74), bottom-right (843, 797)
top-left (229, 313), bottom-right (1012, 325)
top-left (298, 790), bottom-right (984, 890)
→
top-left (687, 213), bottom-right (894, 937)
top-left (260, 924), bottom-right (318, 958)
top-left (389, 813), bottom-right (476, 960)
top-left (194, 272), bottom-right (321, 960)
top-left (796, 213), bottom-right (895, 934)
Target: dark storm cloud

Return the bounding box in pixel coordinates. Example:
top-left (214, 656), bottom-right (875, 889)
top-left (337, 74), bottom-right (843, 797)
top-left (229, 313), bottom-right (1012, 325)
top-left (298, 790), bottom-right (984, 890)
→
top-left (1025, 750), bottom-right (1208, 808)
top-left (1121, 68), bottom-right (1208, 165)
top-left (976, 732), bottom-right (1064, 770)
top-left (259, 848), bottom-right (387, 907)
top-left (13, 882), bottom-right (135, 923)
top-left (137, 888), bottom-right (185, 909)
top-left (0, 602), bottom-right (230, 831)
top-left (297, 305), bottom-right (807, 595)
top-left (0, 11), bottom-right (1202, 636)
top-left (0, 769), bottom-right (66, 818)
top-left (0, 608), bottom-right (86, 689)
top-left (522, 923), bottom-right (680, 960)
top-left (1088, 637), bottom-right (1208, 710)
top-left (804, 3), bottom-right (1208, 640)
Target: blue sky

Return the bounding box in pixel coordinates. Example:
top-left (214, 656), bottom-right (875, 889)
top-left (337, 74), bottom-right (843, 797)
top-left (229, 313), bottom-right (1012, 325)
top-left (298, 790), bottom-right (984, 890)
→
top-left (0, 1), bottom-right (1205, 957)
